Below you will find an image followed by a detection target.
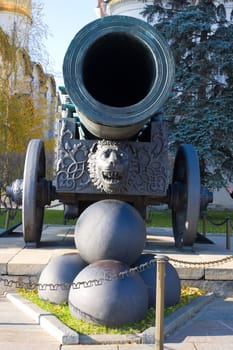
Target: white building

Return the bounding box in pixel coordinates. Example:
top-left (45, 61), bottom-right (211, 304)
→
top-left (0, 0), bottom-right (57, 140)
top-left (97, 0), bottom-right (233, 21)
top-left (0, 0), bottom-right (32, 47)
top-left (0, 0), bottom-right (57, 182)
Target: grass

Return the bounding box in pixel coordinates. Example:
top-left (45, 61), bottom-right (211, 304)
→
top-left (0, 208), bottom-right (74, 229)
top-left (1, 208), bottom-right (232, 234)
top-left (17, 286), bottom-right (205, 335)
top-left (147, 208), bottom-right (233, 234)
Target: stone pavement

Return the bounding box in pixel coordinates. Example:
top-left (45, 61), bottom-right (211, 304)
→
top-left (0, 294), bottom-right (60, 350)
top-left (1, 292), bottom-right (233, 349)
top-left (164, 296), bottom-right (233, 350)
top-left (0, 225), bottom-right (233, 349)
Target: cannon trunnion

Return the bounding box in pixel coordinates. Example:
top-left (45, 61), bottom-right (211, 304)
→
top-left (13, 16), bottom-right (212, 246)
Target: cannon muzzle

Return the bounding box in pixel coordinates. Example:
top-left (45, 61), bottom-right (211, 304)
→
top-left (63, 16), bottom-right (174, 139)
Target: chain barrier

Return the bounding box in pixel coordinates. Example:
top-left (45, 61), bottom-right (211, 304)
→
top-left (200, 212), bottom-right (232, 249)
top-left (0, 187), bottom-right (19, 230)
top-left (147, 208), bottom-right (233, 233)
top-left (0, 258), bottom-right (158, 291)
top-left (169, 254), bottom-right (233, 268)
top-left (1, 252), bottom-right (233, 291)
top-left (203, 215), bottom-right (229, 227)
top-left (0, 190), bottom-right (17, 217)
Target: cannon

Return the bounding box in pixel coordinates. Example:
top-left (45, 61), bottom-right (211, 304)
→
top-left (9, 16), bottom-right (212, 247)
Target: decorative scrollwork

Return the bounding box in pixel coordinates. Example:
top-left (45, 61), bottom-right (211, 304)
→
top-left (56, 119), bottom-right (168, 195)
top-left (56, 120), bottom-right (90, 191)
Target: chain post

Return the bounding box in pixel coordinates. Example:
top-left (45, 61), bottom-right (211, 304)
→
top-left (226, 217), bottom-right (231, 250)
top-left (202, 212), bottom-right (207, 237)
top-left (155, 255), bottom-right (168, 350)
top-left (4, 209), bottom-right (11, 229)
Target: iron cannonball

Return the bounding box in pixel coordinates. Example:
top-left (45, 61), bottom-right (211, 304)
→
top-left (38, 253), bottom-right (87, 304)
top-left (133, 254), bottom-right (181, 308)
top-left (68, 259), bottom-right (148, 327)
top-left (75, 199), bottom-right (147, 265)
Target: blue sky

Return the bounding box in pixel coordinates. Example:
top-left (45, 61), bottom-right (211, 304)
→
top-left (40, 0), bottom-right (98, 84)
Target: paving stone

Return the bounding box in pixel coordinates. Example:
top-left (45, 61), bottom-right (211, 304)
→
top-left (79, 333), bottom-right (141, 345)
top-left (164, 345), bottom-right (196, 350)
top-left (7, 292), bottom-right (79, 345)
top-left (205, 264), bottom-right (233, 280)
top-left (175, 266), bottom-right (204, 280)
top-left (118, 346), bottom-right (156, 350)
top-left (195, 344), bottom-right (233, 350)
top-left (7, 248), bottom-right (52, 275)
top-left (62, 346), bottom-right (118, 350)
top-left (0, 296), bottom-right (60, 350)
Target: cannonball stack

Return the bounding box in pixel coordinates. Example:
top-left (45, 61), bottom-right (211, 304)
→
top-left (38, 199), bottom-right (181, 327)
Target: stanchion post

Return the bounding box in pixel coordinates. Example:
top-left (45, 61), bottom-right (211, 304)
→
top-left (155, 255), bottom-right (168, 350)
top-left (226, 217), bottom-right (231, 250)
top-left (4, 209), bottom-right (10, 229)
top-left (202, 212), bottom-right (207, 237)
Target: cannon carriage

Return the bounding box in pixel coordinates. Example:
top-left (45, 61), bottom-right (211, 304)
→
top-left (9, 16), bottom-right (212, 247)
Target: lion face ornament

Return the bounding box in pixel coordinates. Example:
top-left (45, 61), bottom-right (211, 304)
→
top-left (88, 140), bottom-right (129, 193)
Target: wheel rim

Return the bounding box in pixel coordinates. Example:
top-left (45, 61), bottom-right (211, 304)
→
top-left (22, 139), bottom-right (45, 244)
top-left (171, 144), bottom-right (200, 247)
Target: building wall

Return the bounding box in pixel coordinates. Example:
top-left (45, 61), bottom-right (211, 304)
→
top-left (0, 0), bottom-right (32, 48)
top-left (106, 0), bottom-right (153, 18)
top-left (0, 1), bottom-right (57, 154)
top-left (214, 0), bottom-right (233, 21)
top-left (103, 0), bottom-right (233, 22)
top-left (212, 187), bottom-right (233, 210)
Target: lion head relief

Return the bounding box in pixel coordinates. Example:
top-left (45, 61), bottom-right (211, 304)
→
top-left (88, 140), bottom-right (129, 193)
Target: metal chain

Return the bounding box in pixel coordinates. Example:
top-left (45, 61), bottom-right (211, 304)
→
top-left (1, 253), bottom-right (233, 296)
top-left (201, 212), bottom-right (233, 230)
top-left (0, 258), bottom-right (158, 291)
top-left (1, 253), bottom-right (233, 291)
top-left (169, 254), bottom-right (233, 268)
top-left (204, 215), bottom-right (229, 227)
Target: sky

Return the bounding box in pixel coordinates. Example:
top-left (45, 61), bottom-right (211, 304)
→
top-left (40, 0), bottom-right (98, 85)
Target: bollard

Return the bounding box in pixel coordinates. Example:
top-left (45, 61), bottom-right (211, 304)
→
top-left (155, 255), bottom-right (169, 350)
top-left (4, 209), bottom-right (11, 229)
top-left (226, 217), bottom-right (231, 250)
top-left (202, 212), bottom-right (207, 237)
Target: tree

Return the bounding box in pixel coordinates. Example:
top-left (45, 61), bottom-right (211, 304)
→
top-left (28, 0), bottom-right (52, 71)
top-left (0, 3), bottom-right (55, 186)
top-left (142, 0), bottom-right (233, 189)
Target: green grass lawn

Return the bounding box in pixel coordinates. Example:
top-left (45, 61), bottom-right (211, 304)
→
top-left (18, 286), bottom-right (205, 335)
top-left (147, 208), bottom-right (233, 234)
top-left (1, 207), bottom-right (233, 234)
top-left (0, 208), bottom-right (73, 229)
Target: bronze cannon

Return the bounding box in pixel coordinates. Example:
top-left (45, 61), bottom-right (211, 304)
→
top-left (9, 16), bottom-right (212, 246)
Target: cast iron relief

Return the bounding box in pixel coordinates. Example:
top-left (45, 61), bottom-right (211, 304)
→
top-left (88, 140), bottom-right (129, 193)
top-left (56, 118), bottom-right (168, 195)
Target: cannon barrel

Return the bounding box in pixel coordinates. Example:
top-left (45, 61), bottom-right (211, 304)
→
top-left (63, 16), bottom-right (175, 140)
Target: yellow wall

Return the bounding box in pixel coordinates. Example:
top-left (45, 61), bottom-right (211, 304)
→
top-left (0, 0), bottom-right (31, 19)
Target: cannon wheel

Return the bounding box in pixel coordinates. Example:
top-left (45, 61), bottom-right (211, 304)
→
top-left (171, 144), bottom-right (200, 247)
top-left (22, 139), bottom-right (46, 245)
